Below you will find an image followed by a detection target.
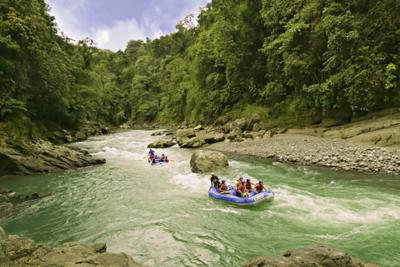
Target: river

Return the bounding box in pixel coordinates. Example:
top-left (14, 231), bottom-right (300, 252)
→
top-left (1, 130), bottom-right (399, 266)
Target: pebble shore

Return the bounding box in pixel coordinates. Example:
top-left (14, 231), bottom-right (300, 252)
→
top-left (209, 134), bottom-right (400, 175)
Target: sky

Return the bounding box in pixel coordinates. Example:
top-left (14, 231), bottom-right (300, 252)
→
top-left (46, 0), bottom-right (209, 51)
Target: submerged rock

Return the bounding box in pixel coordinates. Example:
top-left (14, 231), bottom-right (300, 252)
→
top-left (190, 150), bottom-right (229, 173)
top-left (0, 227), bottom-right (141, 267)
top-left (244, 245), bottom-right (380, 267)
top-left (0, 188), bottom-right (51, 220)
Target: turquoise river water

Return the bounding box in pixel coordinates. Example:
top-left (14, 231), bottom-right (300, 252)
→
top-left (1, 130), bottom-right (399, 266)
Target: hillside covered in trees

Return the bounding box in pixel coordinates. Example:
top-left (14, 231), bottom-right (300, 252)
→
top-left (1, 0), bottom-right (400, 135)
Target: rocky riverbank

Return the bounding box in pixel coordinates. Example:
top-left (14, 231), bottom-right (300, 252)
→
top-left (209, 133), bottom-right (400, 175)
top-left (0, 227), bottom-right (140, 267)
top-left (0, 121), bottom-right (109, 177)
top-left (148, 111), bottom-right (400, 175)
top-left (0, 140), bottom-right (105, 176)
top-left (244, 245), bottom-right (380, 267)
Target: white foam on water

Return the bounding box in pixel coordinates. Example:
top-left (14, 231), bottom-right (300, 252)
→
top-left (201, 208), bottom-right (241, 215)
top-left (170, 173), bottom-right (210, 192)
top-left (274, 186), bottom-right (400, 225)
top-left (229, 160), bottom-right (251, 169)
top-left (93, 146), bottom-right (144, 160)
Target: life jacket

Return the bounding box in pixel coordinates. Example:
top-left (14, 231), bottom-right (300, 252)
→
top-left (245, 182), bottom-right (252, 190)
top-left (255, 183), bottom-right (265, 192)
top-left (237, 183), bottom-right (245, 193)
top-left (220, 183), bottom-right (228, 192)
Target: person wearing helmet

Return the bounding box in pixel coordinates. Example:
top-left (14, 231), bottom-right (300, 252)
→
top-left (219, 180), bottom-right (230, 194)
top-left (210, 173), bottom-right (220, 191)
top-left (149, 149), bottom-right (155, 156)
top-left (245, 178), bottom-right (254, 192)
top-left (236, 176), bottom-right (244, 187)
top-left (236, 180), bottom-right (248, 197)
top-left (255, 180), bottom-right (267, 193)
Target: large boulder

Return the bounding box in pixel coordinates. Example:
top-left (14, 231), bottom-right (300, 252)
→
top-left (180, 137), bottom-right (205, 148)
top-left (176, 128), bottom-right (196, 145)
top-left (190, 150), bottom-right (229, 173)
top-left (244, 245), bottom-right (380, 267)
top-left (226, 128), bottom-right (242, 141)
top-left (232, 118), bottom-right (247, 130)
top-left (0, 228), bottom-right (141, 267)
top-left (203, 132), bottom-right (225, 144)
top-left (147, 139), bottom-right (175, 148)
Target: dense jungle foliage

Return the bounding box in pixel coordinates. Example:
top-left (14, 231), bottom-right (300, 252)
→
top-left (1, 0), bottom-right (400, 133)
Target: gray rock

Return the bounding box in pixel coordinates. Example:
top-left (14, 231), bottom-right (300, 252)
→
top-left (0, 229), bottom-right (142, 267)
top-left (176, 128), bottom-right (196, 145)
top-left (232, 118), bottom-right (247, 130)
top-left (151, 131), bottom-right (164, 136)
top-left (181, 137), bottom-right (204, 148)
top-left (147, 139), bottom-right (175, 148)
top-left (190, 150), bottom-right (229, 173)
top-left (244, 245), bottom-right (380, 267)
top-left (203, 133), bottom-right (225, 144)
top-left (194, 125), bottom-right (203, 131)
top-left (0, 140), bottom-right (106, 176)
top-left (226, 128), bottom-right (242, 141)
top-left (75, 131), bottom-right (88, 141)
top-left (92, 243), bottom-right (107, 253)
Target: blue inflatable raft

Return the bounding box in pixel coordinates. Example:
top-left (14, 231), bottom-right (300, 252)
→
top-left (208, 186), bottom-right (274, 205)
top-left (148, 155), bottom-right (169, 165)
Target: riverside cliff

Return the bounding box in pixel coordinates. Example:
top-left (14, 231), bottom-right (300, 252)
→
top-left (0, 120), bottom-right (107, 177)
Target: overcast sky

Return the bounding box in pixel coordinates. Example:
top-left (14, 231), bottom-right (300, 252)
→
top-left (46, 0), bottom-right (209, 51)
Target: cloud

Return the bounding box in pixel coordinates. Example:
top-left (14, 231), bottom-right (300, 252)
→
top-left (45, 0), bottom-right (209, 51)
top-left (93, 19), bottom-right (147, 51)
top-left (47, 0), bottom-right (89, 41)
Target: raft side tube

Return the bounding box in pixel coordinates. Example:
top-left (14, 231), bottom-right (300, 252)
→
top-left (208, 186), bottom-right (274, 205)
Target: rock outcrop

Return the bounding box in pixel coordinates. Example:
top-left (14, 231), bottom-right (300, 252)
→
top-left (190, 150), bottom-right (229, 173)
top-left (147, 139), bottom-right (175, 148)
top-left (176, 128), bottom-right (196, 145)
top-left (244, 245), bottom-right (380, 267)
top-left (0, 227), bottom-right (141, 267)
top-left (0, 140), bottom-right (105, 176)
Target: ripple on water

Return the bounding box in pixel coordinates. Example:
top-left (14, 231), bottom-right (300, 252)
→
top-left (1, 130), bottom-right (400, 267)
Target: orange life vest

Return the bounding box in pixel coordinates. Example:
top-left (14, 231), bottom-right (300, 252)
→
top-left (220, 184), bottom-right (228, 192)
top-left (237, 183), bottom-right (245, 193)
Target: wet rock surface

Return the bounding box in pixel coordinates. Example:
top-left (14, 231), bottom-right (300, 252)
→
top-left (0, 140), bottom-right (105, 176)
top-left (209, 134), bottom-right (400, 175)
top-left (244, 245), bottom-right (380, 267)
top-left (190, 150), bottom-right (229, 173)
top-left (0, 227), bottom-right (141, 267)
top-left (147, 138), bottom-right (175, 148)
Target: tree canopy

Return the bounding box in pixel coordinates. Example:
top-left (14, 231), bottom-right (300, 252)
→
top-left (1, 0), bottom-right (399, 132)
